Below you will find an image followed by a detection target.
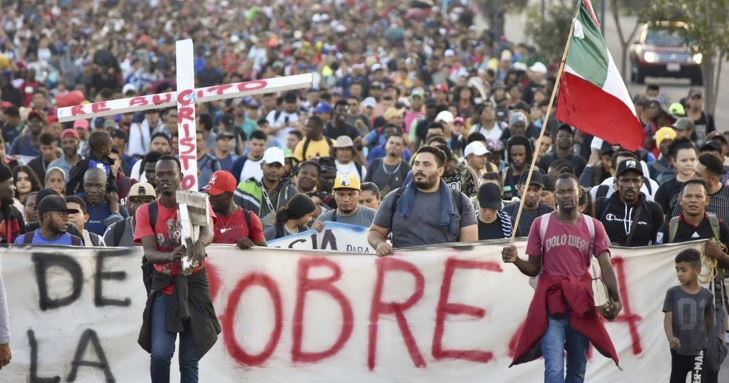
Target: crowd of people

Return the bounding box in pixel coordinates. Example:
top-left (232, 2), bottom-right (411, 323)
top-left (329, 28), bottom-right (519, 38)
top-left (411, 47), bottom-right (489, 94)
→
top-left (0, 0), bottom-right (725, 382)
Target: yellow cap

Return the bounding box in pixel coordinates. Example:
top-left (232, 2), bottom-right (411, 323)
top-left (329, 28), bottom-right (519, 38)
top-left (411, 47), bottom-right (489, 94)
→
top-left (655, 127), bottom-right (677, 147)
top-left (332, 173), bottom-right (361, 191)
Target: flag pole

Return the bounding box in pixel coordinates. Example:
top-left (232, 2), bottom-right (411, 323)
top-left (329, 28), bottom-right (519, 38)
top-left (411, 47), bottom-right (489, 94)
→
top-left (509, 16), bottom-right (578, 244)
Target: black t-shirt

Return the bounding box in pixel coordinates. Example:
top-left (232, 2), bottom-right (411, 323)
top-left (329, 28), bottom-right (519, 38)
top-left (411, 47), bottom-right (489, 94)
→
top-left (654, 178), bottom-right (684, 218)
top-left (478, 217), bottom-right (504, 240)
top-left (538, 152), bottom-right (587, 177)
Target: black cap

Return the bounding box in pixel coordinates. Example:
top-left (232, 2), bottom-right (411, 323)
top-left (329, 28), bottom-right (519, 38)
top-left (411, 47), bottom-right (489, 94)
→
top-left (700, 141), bottom-right (722, 153)
top-left (478, 183), bottom-right (502, 210)
top-left (616, 159), bottom-right (643, 177)
top-left (38, 195), bottom-right (79, 216)
top-left (518, 170), bottom-right (545, 188)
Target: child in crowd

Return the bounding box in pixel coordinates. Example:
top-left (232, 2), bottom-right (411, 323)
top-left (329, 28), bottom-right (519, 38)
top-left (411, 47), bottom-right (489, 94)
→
top-left (663, 248), bottom-right (714, 383)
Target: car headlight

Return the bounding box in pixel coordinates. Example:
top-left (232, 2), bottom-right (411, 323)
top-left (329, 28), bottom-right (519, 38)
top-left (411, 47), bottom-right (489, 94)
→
top-left (692, 53), bottom-right (702, 64)
top-left (643, 51), bottom-right (658, 63)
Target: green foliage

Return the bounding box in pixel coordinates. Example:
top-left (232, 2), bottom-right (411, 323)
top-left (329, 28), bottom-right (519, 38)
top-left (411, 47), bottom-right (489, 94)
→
top-left (525, 0), bottom-right (577, 63)
top-left (642, 0), bottom-right (729, 55)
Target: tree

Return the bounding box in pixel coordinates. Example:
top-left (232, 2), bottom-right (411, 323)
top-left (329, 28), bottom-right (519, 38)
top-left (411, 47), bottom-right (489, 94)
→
top-left (476, 0), bottom-right (529, 42)
top-left (642, 0), bottom-right (729, 114)
top-left (609, 0), bottom-right (651, 77)
top-left (525, 0), bottom-right (576, 64)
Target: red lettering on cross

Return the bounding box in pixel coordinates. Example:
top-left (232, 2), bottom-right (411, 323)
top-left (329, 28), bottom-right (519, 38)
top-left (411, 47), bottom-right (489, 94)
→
top-left (178, 106), bottom-right (194, 124)
top-left (291, 257), bottom-right (353, 363)
top-left (152, 93), bottom-right (172, 105)
top-left (178, 127), bottom-right (195, 155)
top-left (207, 84), bottom-right (233, 95)
top-left (181, 175), bottom-right (196, 190)
top-left (236, 80), bottom-right (268, 92)
top-left (91, 101), bottom-right (111, 114)
top-left (70, 105), bottom-right (85, 117)
top-left (179, 153), bottom-right (196, 169)
top-left (176, 89), bottom-right (193, 106)
top-left (368, 257), bottom-right (426, 371)
top-left (610, 256), bottom-right (643, 355)
top-left (221, 273), bottom-right (283, 366)
top-left (432, 258), bottom-right (502, 363)
top-left (129, 96), bottom-right (149, 107)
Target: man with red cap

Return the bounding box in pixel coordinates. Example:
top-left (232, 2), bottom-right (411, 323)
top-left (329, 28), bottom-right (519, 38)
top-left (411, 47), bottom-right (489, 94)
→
top-left (204, 170), bottom-right (266, 249)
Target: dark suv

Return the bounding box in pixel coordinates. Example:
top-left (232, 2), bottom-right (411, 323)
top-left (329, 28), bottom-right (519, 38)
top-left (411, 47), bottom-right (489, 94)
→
top-left (629, 22), bottom-right (702, 85)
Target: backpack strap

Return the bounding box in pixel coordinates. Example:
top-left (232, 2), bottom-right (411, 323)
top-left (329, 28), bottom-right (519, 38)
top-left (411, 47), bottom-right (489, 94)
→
top-left (538, 212), bottom-right (552, 252)
top-left (389, 187), bottom-right (405, 226)
top-left (148, 201), bottom-right (158, 231)
top-left (707, 213), bottom-right (721, 242)
top-left (668, 216), bottom-right (680, 243)
top-left (596, 184), bottom-right (610, 200)
top-left (584, 214), bottom-right (596, 256)
top-left (302, 138), bottom-right (311, 160)
top-left (112, 220), bottom-right (126, 246)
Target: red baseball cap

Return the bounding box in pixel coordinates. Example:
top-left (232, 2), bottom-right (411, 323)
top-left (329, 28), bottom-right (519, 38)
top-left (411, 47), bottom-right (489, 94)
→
top-left (204, 170), bottom-right (236, 195)
top-left (60, 128), bottom-right (80, 141)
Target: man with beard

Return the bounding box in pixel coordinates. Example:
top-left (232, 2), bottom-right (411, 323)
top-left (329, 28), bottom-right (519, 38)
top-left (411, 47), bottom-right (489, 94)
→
top-left (293, 161), bottom-right (320, 194)
top-left (135, 155), bottom-right (219, 383)
top-left (594, 159), bottom-right (663, 246)
top-left (365, 134), bottom-right (410, 195)
top-left (503, 174), bottom-right (622, 382)
top-left (655, 179), bottom-right (729, 382)
top-left (204, 170), bottom-right (266, 249)
top-left (0, 163), bottom-right (24, 244)
top-left (14, 195), bottom-right (81, 245)
top-left (10, 110), bottom-right (44, 157)
top-left (81, 167), bottom-right (127, 236)
top-left (368, 146), bottom-right (477, 255)
top-left (538, 124), bottom-right (587, 177)
top-left (502, 136), bottom-right (532, 200)
top-left (49, 129), bottom-right (82, 178)
top-left (234, 148), bottom-right (297, 226)
top-left (317, 174), bottom-right (376, 227)
top-left (503, 171), bottom-right (553, 237)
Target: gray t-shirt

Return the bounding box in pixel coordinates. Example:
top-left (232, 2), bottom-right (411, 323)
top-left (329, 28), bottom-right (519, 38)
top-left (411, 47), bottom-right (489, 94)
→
top-left (318, 206), bottom-right (377, 227)
top-left (503, 202), bottom-right (553, 237)
top-left (373, 187), bottom-right (476, 248)
top-left (662, 286), bottom-right (714, 356)
top-left (103, 218), bottom-right (136, 247)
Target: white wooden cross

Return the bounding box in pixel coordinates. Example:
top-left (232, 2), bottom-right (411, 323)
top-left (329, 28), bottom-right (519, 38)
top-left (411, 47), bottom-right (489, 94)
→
top-left (58, 39), bottom-right (313, 191)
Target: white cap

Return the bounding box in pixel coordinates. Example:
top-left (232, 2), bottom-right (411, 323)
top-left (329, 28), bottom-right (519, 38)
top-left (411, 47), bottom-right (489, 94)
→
top-left (513, 62), bottom-right (527, 71)
top-left (529, 62), bottom-right (548, 74)
top-left (464, 141), bottom-right (489, 157)
top-left (262, 147), bottom-right (285, 165)
top-left (370, 63), bottom-right (382, 72)
top-left (434, 110), bottom-right (454, 124)
top-left (444, 49), bottom-right (455, 57)
top-left (122, 83), bottom-right (138, 94)
top-left (362, 97), bottom-right (377, 109)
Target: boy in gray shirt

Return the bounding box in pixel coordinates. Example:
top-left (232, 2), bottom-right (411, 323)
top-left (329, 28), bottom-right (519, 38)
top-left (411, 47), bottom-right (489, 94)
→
top-left (663, 248), bottom-right (714, 383)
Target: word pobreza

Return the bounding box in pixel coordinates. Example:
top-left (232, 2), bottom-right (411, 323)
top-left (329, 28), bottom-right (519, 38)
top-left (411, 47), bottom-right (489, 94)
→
top-left (1, 241), bottom-right (702, 382)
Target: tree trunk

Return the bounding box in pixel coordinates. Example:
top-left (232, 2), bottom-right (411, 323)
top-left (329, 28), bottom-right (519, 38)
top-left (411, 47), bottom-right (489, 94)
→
top-left (609, 0), bottom-right (640, 77)
top-left (710, 52), bottom-right (724, 115)
top-left (702, 51), bottom-right (716, 115)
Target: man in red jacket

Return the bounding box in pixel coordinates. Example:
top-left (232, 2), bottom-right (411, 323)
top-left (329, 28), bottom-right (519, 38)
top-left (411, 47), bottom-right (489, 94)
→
top-left (502, 173), bottom-right (622, 383)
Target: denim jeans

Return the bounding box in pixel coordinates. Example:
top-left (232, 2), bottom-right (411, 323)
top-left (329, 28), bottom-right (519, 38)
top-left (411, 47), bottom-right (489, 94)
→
top-left (541, 317), bottom-right (589, 383)
top-left (150, 294), bottom-right (199, 383)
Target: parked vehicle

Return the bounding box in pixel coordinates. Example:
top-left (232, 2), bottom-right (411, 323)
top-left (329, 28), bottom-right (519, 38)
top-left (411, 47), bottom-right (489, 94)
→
top-left (629, 22), bottom-right (702, 85)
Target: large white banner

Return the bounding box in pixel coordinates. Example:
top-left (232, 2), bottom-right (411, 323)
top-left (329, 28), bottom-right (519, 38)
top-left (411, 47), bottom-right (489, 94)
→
top-left (0, 240), bottom-right (705, 382)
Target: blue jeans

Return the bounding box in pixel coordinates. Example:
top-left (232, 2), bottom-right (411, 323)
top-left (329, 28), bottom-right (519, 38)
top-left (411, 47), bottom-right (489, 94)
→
top-left (541, 317), bottom-right (589, 383)
top-left (150, 294), bottom-right (199, 383)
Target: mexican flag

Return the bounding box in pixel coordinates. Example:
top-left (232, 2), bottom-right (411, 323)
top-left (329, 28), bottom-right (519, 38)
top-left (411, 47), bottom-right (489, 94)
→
top-left (556, 0), bottom-right (643, 150)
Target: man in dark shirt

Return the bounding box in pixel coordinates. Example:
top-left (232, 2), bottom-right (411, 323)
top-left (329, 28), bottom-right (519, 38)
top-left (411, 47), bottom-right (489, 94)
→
top-left (503, 171), bottom-right (553, 237)
top-left (10, 109), bottom-right (44, 157)
top-left (477, 183), bottom-right (512, 240)
top-left (0, 163), bottom-right (24, 244)
top-left (28, 132), bottom-right (58, 183)
top-left (66, 131), bottom-right (123, 223)
top-left (324, 100), bottom-right (361, 143)
top-left (594, 159), bottom-right (664, 246)
top-left (80, 168), bottom-right (126, 236)
top-left (538, 124), bottom-right (587, 177)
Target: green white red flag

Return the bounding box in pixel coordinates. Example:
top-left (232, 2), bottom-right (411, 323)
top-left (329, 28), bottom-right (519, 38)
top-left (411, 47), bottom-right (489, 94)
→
top-left (556, 0), bottom-right (643, 150)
